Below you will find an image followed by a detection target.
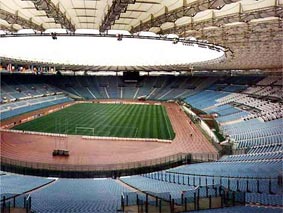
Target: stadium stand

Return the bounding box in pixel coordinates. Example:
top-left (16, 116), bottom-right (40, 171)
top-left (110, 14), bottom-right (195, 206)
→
top-left (197, 206), bottom-right (282, 212)
top-left (31, 178), bottom-right (130, 213)
top-left (120, 151), bottom-right (282, 207)
top-left (221, 119), bottom-right (283, 149)
top-left (0, 95), bottom-right (74, 120)
top-left (0, 173), bottom-right (132, 212)
top-left (0, 74), bottom-right (282, 212)
top-left (121, 175), bottom-right (195, 200)
top-left (1, 74), bottom-right (63, 103)
top-left (0, 75), bottom-right (220, 101)
top-left (0, 173), bottom-right (54, 199)
top-left (0, 0), bottom-right (282, 210)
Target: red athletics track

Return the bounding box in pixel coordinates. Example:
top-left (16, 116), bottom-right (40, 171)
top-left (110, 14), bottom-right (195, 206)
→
top-left (0, 101), bottom-right (218, 170)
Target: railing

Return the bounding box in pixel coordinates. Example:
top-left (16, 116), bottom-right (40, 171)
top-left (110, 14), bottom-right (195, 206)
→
top-left (143, 171), bottom-right (280, 195)
top-left (0, 152), bottom-right (219, 174)
top-left (190, 153), bottom-right (219, 162)
top-left (1, 194), bottom-right (31, 213)
top-left (1, 153), bottom-right (188, 171)
top-left (0, 153), bottom-right (192, 178)
top-left (121, 185), bottom-right (245, 213)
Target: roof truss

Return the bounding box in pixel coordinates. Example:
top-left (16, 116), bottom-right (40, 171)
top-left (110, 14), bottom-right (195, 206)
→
top-left (29, 0), bottom-right (75, 31)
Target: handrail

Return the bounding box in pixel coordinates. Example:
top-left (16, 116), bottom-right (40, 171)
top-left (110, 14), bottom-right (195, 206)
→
top-left (165, 171), bottom-right (279, 180)
top-left (0, 152), bottom-right (220, 178)
top-left (0, 153), bottom-right (190, 172)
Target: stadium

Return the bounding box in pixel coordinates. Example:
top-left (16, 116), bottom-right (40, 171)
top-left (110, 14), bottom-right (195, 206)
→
top-left (0, 0), bottom-right (282, 212)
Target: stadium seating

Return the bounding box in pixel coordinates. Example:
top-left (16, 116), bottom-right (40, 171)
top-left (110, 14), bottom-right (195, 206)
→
top-left (219, 152), bottom-right (282, 162)
top-left (121, 151), bottom-right (282, 206)
top-left (0, 74), bottom-right (282, 212)
top-left (248, 143), bottom-right (282, 154)
top-left (0, 95), bottom-right (74, 120)
top-left (0, 173), bottom-right (132, 212)
top-left (221, 118), bottom-right (283, 149)
top-left (168, 160), bottom-right (282, 178)
top-left (185, 90), bottom-right (230, 110)
top-left (197, 206), bottom-right (282, 212)
top-left (1, 75), bottom-right (62, 103)
top-left (12, 75), bottom-right (215, 100)
top-left (246, 193), bottom-right (282, 206)
top-left (130, 143), bottom-right (282, 206)
top-left (31, 178), bottom-right (130, 213)
top-left (257, 76), bottom-right (282, 86)
top-left (0, 173), bottom-right (53, 199)
top-left (121, 175), bottom-right (194, 200)
top-left (1, 74), bottom-right (282, 155)
top-left (206, 104), bottom-right (240, 116)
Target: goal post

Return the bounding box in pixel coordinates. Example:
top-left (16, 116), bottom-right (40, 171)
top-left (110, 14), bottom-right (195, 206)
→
top-left (75, 127), bottom-right (95, 136)
top-left (74, 125), bottom-right (139, 137)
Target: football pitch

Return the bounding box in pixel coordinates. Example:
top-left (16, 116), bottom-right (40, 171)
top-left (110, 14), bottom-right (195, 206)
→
top-left (13, 103), bottom-right (175, 140)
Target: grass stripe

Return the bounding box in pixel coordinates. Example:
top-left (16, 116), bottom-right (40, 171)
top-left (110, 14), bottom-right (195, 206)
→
top-left (13, 103), bottom-right (175, 140)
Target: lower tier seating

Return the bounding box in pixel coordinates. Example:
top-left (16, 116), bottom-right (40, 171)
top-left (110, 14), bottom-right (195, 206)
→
top-left (31, 178), bottom-right (131, 213)
top-left (0, 95), bottom-right (73, 120)
top-left (0, 173), bottom-right (53, 199)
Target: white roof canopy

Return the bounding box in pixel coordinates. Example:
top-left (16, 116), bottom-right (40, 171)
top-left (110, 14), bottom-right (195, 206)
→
top-left (0, 0), bottom-right (281, 71)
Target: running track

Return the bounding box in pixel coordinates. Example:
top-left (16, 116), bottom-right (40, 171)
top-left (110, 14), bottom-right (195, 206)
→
top-left (0, 101), bottom-right (218, 170)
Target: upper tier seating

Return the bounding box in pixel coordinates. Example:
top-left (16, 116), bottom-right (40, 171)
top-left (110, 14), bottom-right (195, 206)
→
top-left (185, 90), bottom-right (230, 110)
top-left (51, 76), bottom-right (216, 100)
top-left (1, 83), bottom-right (59, 100)
top-left (206, 104), bottom-right (241, 116)
top-left (1, 75), bottom-right (62, 103)
top-left (1, 74), bottom-right (219, 101)
top-left (257, 76), bottom-right (282, 86)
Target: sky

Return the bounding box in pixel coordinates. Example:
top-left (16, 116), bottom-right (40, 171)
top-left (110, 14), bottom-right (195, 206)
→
top-left (0, 36), bottom-right (225, 66)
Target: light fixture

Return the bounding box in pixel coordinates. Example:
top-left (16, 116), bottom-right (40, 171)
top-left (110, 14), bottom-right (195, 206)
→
top-left (51, 32), bottom-right (57, 40)
top-left (173, 38), bottom-right (179, 44)
top-left (116, 33), bottom-right (123, 41)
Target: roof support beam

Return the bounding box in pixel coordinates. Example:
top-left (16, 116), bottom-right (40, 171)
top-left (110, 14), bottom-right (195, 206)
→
top-left (0, 9), bottom-right (44, 31)
top-left (30, 0), bottom-right (75, 31)
top-left (131, 0), bottom-right (239, 33)
top-left (162, 7), bottom-right (282, 35)
top-left (0, 24), bottom-right (17, 32)
top-left (100, 0), bottom-right (136, 32)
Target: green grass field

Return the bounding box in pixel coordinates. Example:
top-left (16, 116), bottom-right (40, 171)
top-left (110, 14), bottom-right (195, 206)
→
top-left (13, 103), bottom-right (175, 140)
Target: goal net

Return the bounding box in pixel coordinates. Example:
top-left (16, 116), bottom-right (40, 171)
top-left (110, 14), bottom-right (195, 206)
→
top-left (75, 127), bottom-right (95, 136)
top-left (74, 125), bottom-right (139, 137)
